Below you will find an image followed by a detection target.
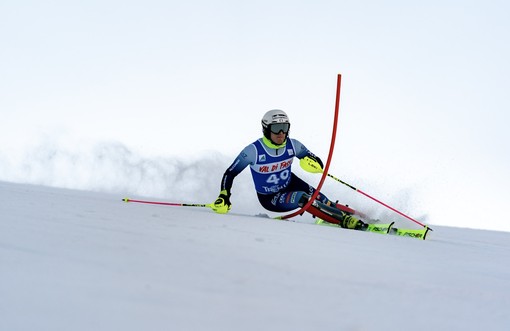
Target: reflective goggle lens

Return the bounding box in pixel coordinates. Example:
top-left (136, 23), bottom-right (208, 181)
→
top-left (270, 123), bottom-right (290, 134)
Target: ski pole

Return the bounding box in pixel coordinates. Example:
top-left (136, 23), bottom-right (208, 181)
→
top-left (122, 198), bottom-right (213, 209)
top-left (325, 173), bottom-right (429, 229)
top-left (300, 157), bottom-right (431, 229)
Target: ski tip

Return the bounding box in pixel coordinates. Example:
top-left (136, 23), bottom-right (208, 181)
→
top-left (423, 226), bottom-right (432, 240)
top-left (122, 198), bottom-right (130, 202)
top-left (386, 222), bottom-right (395, 234)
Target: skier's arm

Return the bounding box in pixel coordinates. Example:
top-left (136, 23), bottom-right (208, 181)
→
top-left (220, 145), bottom-right (256, 192)
top-left (292, 139), bottom-right (324, 169)
top-left (211, 145), bottom-right (256, 213)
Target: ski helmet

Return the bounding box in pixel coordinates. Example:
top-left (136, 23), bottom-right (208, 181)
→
top-left (261, 109), bottom-right (291, 139)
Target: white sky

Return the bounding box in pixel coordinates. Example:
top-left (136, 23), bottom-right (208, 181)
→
top-left (1, 1), bottom-right (509, 231)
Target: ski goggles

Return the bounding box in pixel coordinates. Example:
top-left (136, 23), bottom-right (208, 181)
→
top-left (269, 123), bottom-right (290, 134)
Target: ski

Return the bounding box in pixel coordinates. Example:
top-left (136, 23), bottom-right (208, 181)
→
top-left (364, 222), bottom-right (394, 234)
top-left (314, 218), bottom-right (429, 240)
top-left (388, 226), bottom-right (430, 240)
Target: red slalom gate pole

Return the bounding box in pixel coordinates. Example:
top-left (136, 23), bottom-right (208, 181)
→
top-left (277, 74), bottom-right (342, 220)
top-left (122, 198), bottom-right (213, 209)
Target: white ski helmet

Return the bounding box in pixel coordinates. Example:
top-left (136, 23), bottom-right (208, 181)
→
top-left (261, 109), bottom-right (290, 139)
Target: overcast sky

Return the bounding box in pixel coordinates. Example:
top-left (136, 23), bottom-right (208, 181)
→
top-left (1, 0), bottom-right (509, 231)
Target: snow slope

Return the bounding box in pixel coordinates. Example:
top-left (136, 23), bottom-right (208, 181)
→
top-left (1, 181), bottom-right (509, 331)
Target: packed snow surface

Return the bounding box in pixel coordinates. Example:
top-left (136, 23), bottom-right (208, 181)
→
top-left (1, 181), bottom-right (509, 331)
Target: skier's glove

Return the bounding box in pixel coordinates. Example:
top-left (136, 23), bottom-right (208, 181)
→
top-left (306, 153), bottom-right (324, 169)
top-left (212, 189), bottom-right (231, 214)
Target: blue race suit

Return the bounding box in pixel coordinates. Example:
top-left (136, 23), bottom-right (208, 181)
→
top-left (220, 137), bottom-right (334, 212)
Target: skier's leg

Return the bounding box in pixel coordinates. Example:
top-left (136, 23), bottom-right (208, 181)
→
top-left (298, 193), bottom-right (366, 230)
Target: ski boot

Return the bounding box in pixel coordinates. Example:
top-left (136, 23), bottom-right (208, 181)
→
top-left (340, 214), bottom-right (367, 230)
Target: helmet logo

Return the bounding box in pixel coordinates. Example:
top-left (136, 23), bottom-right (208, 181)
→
top-left (271, 114), bottom-right (288, 123)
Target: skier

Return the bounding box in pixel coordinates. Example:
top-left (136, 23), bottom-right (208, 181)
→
top-left (211, 109), bottom-right (367, 230)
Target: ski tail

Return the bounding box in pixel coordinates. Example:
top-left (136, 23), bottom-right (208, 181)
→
top-left (314, 218), bottom-right (340, 227)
